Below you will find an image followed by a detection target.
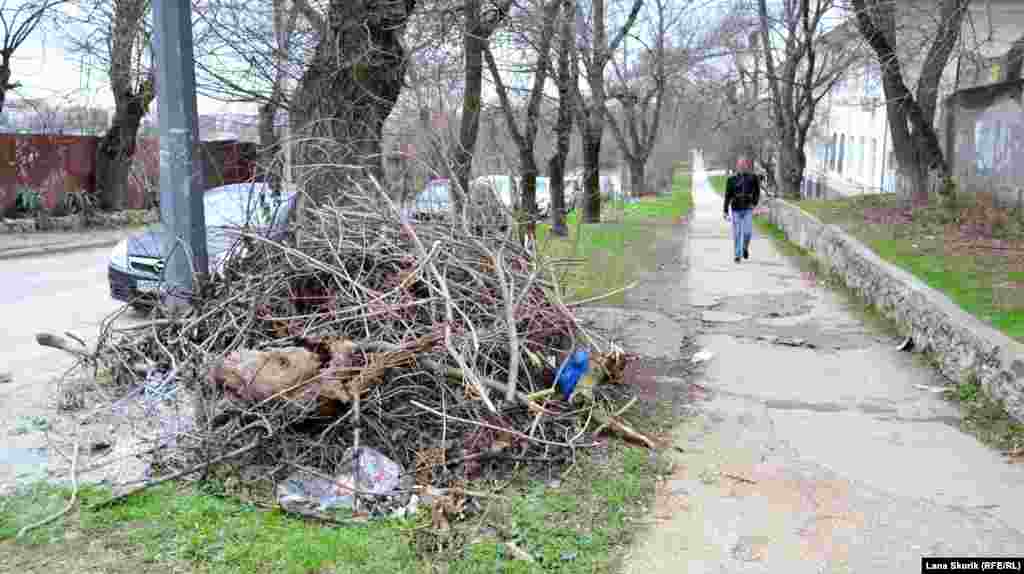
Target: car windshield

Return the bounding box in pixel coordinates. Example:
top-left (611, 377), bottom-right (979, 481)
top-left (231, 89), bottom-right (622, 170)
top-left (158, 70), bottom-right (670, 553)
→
top-left (203, 183), bottom-right (284, 228)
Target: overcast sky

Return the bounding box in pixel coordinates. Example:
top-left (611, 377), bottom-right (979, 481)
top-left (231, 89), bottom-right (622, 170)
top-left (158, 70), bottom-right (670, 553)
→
top-left (9, 1), bottom-right (253, 117)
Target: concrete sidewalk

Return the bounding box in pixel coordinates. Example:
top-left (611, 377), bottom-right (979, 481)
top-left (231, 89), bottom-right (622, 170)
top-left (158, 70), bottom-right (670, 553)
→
top-left (0, 228), bottom-right (135, 260)
top-left (623, 154), bottom-right (1024, 574)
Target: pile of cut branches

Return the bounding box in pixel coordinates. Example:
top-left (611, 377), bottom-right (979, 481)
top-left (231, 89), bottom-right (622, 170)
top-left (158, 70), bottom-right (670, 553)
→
top-left (40, 181), bottom-right (644, 518)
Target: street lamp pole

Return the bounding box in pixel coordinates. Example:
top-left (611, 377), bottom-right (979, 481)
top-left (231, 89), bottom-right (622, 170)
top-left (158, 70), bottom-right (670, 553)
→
top-left (153, 0), bottom-right (207, 311)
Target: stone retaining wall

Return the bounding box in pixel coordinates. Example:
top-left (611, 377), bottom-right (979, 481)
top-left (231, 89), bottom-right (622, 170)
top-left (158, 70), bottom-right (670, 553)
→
top-left (768, 198), bottom-right (1024, 423)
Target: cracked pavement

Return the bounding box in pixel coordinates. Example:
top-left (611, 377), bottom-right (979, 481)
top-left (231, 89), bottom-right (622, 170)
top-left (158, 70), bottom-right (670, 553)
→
top-left (620, 157), bottom-right (1024, 573)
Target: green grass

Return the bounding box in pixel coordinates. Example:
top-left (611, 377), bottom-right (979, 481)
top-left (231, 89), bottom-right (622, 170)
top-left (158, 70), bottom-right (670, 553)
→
top-left (536, 170), bottom-right (693, 303)
top-left (1, 482), bottom-right (417, 573)
top-left (945, 378), bottom-right (1024, 455)
top-left (707, 175), bottom-right (727, 195)
top-left (427, 444), bottom-right (665, 574)
top-left (1, 442), bottom-right (666, 574)
top-left (797, 194), bottom-right (1024, 341)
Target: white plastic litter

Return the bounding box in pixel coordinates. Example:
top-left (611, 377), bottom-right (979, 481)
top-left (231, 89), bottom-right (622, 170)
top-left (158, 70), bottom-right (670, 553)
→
top-left (277, 446), bottom-right (403, 517)
top-left (691, 350), bottom-right (715, 364)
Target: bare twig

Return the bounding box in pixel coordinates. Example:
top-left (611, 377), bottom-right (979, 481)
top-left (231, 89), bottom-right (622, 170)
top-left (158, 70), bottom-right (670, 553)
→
top-left (17, 442), bottom-right (80, 539)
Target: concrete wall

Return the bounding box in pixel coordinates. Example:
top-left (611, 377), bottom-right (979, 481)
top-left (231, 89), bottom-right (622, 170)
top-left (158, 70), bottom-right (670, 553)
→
top-left (944, 79), bottom-right (1024, 208)
top-left (768, 198), bottom-right (1024, 423)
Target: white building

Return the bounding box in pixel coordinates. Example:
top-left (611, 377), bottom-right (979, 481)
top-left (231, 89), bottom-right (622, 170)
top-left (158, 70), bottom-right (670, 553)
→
top-left (804, 0), bottom-right (1024, 199)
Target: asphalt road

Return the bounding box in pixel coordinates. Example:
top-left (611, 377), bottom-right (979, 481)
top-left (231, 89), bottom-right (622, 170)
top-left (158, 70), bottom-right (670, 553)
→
top-left (0, 245), bottom-right (134, 488)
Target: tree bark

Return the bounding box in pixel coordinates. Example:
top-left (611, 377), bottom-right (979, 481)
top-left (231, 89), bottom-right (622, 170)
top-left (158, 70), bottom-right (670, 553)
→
top-left (581, 131), bottom-right (602, 221)
top-left (452, 0), bottom-right (496, 216)
top-left (576, 0), bottom-right (644, 224)
top-left (290, 0), bottom-right (415, 205)
top-left (0, 57), bottom-right (12, 114)
top-left (547, 0), bottom-right (573, 237)
top-left (777, 139), bottom-right (805, 198)
top-left (628, 157), bottom-right (646, 197)
top-left (1003, 34), bottom-right (1024, 82)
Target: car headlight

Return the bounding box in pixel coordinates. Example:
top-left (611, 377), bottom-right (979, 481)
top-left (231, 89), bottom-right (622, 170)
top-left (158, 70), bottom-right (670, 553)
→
top-left (110, 239), bottom-right (129, 269)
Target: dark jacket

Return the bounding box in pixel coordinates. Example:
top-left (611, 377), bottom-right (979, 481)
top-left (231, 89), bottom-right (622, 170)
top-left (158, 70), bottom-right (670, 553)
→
top-left (724, 172), bottom-right (761, 213)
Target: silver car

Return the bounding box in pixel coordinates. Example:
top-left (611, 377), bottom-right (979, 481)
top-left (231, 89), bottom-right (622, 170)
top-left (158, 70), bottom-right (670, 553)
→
top-left (108, 182), bottom-right (295, 310)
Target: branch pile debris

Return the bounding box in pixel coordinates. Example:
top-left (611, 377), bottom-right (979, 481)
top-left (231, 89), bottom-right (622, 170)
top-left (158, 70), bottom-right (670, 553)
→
top-left (41, 181), bottom-right (651, 519)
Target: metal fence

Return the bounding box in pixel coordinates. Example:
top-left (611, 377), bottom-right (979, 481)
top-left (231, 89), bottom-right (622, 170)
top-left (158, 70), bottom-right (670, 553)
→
top-left (0, 134), bottom-right (258, 215)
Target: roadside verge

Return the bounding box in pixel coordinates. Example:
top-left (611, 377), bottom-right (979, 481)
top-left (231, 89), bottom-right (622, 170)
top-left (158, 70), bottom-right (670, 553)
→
top-left (767, 197), bottom-right (1024, 423)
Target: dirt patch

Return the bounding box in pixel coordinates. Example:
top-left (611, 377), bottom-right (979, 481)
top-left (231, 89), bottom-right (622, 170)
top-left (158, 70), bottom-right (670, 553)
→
top-left (575, 221), bottom-right (704, 433)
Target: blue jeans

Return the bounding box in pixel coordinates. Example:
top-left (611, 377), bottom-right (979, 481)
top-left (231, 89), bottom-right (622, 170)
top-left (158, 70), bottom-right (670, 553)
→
top-left (730, 208), bottom-right (753, 259)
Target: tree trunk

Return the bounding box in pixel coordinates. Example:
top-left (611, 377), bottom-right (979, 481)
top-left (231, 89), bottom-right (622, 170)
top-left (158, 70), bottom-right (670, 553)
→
top-left (581, 128), bottom-right (602, 223)
top-left (1006, 34), bottom-right (1024, 82)
top-left (452, 6), bottom-right (487, 217)
top-left (547, 0), bottom-right (573, 238)
top-left (290, 0), bottom-right (414, 205)
top-left (258, 102), bottom-right (277, 149)
top-left (777, 142), bottom-right (805, 199)
top-left (0, 60), bottom-right (10, 114)
top-left (96, 92), bottom-right (150, 210)
top-left (628, 157), bottom-right (646, 197)
top-left (520, 151), bottom-right (538, 244)
top-left (548, 154), bottom-right (568, 236)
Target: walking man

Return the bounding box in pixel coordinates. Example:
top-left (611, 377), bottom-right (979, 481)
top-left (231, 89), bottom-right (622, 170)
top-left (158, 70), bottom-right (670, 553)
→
top-left (723, 158), bottom-right (761, 263)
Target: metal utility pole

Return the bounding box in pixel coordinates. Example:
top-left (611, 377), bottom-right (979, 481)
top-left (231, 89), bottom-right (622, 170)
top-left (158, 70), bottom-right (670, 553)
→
top-left (154, 0), bottom-right (207, 310)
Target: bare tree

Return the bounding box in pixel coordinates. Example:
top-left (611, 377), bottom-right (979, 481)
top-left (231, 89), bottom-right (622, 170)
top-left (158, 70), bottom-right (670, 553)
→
top-left (451, 0), bottom-right (512, 211)
top-left (713, 7), bottom-right (774, 175)
top-left (574, 0), bottom-right (644, 223)
top-left (0, 0), bottom-right (65, 113)
top-left (257, 0), bottom-right (298, 149)
top-left (851, 0), bottom-right (970, 202)
top-left (756, 0), bottom-right (861, 199)
top-left (606, 0), bottom-right (688, 197)
top-left (485, 0), bottom-right (560, 242)
top-left (66, 0), bottom-right (154, 210)
top-left (547, 0), bottom-right (577, 236)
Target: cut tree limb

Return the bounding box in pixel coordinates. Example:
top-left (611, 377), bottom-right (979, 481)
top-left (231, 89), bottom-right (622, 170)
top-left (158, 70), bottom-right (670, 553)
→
top-left (36, 332), bottom-right (91, 359)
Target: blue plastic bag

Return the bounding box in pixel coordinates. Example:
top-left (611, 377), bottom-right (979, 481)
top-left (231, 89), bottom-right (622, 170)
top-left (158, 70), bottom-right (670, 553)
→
top-left (554, 348), bottom-right (590, 401)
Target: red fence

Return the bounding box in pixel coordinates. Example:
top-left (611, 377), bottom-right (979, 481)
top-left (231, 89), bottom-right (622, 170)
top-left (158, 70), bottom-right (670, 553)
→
top-left (0, 134), bottom-right (258, 215)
